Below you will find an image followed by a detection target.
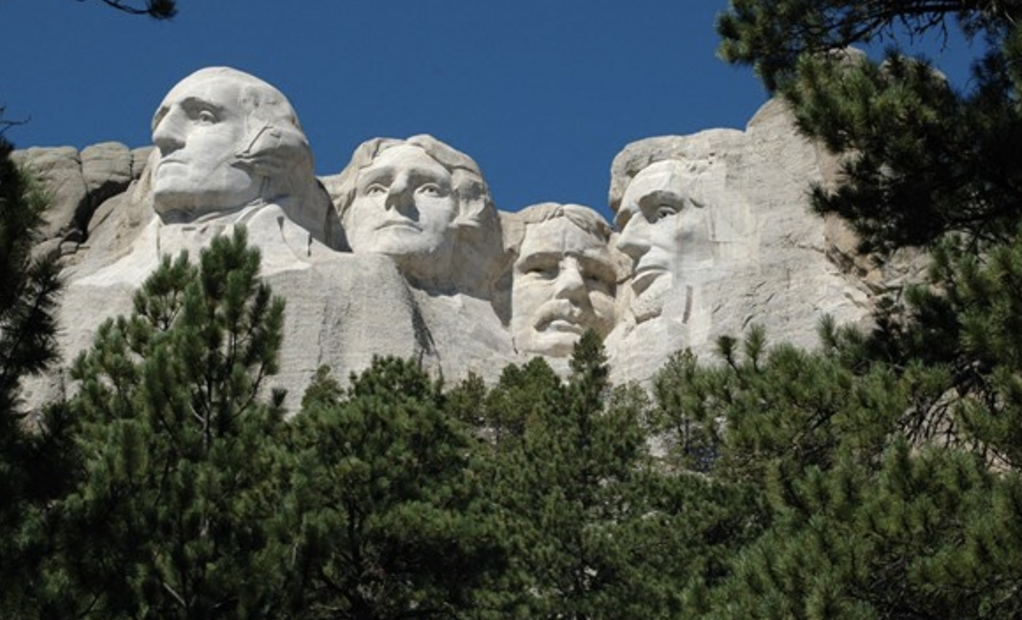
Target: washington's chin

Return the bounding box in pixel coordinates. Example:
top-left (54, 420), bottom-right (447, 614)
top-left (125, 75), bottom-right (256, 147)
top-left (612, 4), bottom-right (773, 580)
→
top-left (153, 180), bottom-right (262, 218)
top-left (153, 187), bottom-right (202, 217)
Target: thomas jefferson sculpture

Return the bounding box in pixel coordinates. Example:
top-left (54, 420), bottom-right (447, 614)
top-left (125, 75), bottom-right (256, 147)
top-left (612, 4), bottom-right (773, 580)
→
top-left (330, 135), bottom-right (502, 297)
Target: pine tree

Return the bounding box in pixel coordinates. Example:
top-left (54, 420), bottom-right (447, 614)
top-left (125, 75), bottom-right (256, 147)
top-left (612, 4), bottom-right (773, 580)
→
top-left (696, 4), bottom-right (1022, 616)
top-left (284, 357), bottom-right (505, 619)
top-left (648, 324), bottom-right (1022, 618)
top-left (719, 1), bottom-right (1022, 254)
top-left (0, 126), bottom-right (78, 618)
top-left (54, 228), bottom-right (293, 619)
top-left (90, 0), bottom-right (177, 20)
top-left (0, 130), bottom-right (60, 415)
top-left (480, 332), bottom-right (701, 619)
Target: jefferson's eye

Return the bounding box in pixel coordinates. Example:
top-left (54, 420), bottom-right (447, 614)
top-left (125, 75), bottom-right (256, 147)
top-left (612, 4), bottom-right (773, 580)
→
top-left (416, 183), bottom-right (442, 196)
top-left (365, 184), bottom-right (387, 196)
top-left (527, 265), bottom-right (556, 279)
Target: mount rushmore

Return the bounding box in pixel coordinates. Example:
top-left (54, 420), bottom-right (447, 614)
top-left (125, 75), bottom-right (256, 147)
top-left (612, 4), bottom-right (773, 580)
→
top-left (15, 66), bottom-right (896, 408)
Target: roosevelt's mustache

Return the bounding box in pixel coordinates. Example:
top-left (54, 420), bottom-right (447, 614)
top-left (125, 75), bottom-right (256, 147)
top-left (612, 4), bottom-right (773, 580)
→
top-left (533, 300), bottom-right (585, 330)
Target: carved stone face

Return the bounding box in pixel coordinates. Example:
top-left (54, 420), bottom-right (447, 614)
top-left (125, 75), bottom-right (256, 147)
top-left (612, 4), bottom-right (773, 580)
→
top-left (345, 144), bottom-right (458, 266)
top-left (151, 74), bottom-right (261, 217)
top-left (511, 216), bottom-right (617, 357)
top-left (615, 160), bottom-right (712, 314)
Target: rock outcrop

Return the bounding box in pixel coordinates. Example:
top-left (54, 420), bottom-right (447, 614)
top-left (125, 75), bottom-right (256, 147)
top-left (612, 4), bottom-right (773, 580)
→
top-left (604, 98), bottom-right (875, 383)
top-left (15, 67), bottom-right (907, 412)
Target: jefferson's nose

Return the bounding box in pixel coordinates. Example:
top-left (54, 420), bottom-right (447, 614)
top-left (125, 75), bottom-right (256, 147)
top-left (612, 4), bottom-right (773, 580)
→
top-left (385, 176), bottom-right (414, 211)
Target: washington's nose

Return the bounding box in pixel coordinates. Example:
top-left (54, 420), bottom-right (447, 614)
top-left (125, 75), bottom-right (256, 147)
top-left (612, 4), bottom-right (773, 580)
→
top-left (552, 258), bottom-right (587, 303)
top-left (616, 216), bottom-right (650, 261)
top-left (152, 108), bottom-right (186, 155)
top-left (385, 176), bottom-right (414, 211)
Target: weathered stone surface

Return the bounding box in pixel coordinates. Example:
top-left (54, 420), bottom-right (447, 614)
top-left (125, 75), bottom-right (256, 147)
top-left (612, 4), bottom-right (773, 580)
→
top-left (605, 98), bottom-right (874, 384)
top-left (14, 142), bottom-right (147, 262)
top-left (502, 203), bottom-right (629, 358)
top-left (12, 146), bottom-right (87, 242)
top-left (19, 252), bottom-right (437, 412)
top-left (81, 142), bottom-right (134, 205)
top-left (325, 134), bottom-right (505, 299)
top-left (17, 67), bottom-right (905, 412)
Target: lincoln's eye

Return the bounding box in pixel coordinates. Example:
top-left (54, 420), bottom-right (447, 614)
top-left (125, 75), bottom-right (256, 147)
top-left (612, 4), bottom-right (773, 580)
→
top-left (417, 183), bottom-right (441, 196)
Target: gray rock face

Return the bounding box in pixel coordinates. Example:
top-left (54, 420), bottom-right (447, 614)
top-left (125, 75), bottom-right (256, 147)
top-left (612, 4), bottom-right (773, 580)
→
top-left (13, 143), bottom-right (148, 261)
top-left (604, 98), bottom-right (874, 383)
top-left (15, 68), bottom-right (896, 412)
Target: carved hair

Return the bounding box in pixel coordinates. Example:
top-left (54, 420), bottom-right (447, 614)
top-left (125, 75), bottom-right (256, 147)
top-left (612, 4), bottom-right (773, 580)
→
top-left (330, 135), bottom-right (504, 296)
top-left (507, 202), bottom-right (613, 251)
top-left (149, 67), bottom-right (335, 241)
top-left (331, 134), bottom-right (497, 236)
top-left (156, 67), bottom-right (312, 201)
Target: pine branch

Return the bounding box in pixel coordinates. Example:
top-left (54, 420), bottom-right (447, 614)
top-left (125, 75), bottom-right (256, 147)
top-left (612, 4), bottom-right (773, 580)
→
top-left (81, 0), bottom-right (177, 20)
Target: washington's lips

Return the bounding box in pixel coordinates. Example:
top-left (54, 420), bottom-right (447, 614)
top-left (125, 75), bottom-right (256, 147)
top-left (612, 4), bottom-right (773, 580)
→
top-left (157, 158), bottom-right (187, 169)
top-left (375, 219), bottom-right (421, 232)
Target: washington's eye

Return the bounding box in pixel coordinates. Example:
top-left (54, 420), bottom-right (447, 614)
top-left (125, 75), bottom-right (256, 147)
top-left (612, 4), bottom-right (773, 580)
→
top-left (656, 204), bottom-right (679, 220)
top-left (196, 109), bottom-right (217, 125)
top-left (365, 184), bottom-right (387, 196)
top-left (416, 183), bottom-right (442, 196)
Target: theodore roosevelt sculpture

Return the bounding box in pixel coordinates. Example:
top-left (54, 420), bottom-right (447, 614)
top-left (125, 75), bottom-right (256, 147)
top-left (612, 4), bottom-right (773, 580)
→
top-left (329, 135), bottom-right (503, 297)
top-left (508, 203), bottom-right (623, 358)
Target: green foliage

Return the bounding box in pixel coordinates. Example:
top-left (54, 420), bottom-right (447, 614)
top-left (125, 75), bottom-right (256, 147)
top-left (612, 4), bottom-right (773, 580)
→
top-left (56, 228), bottom-right (291, 619)
top-left (718, 1), bottom-right (1022, 91)
top-left (0, 129), bottom-right (76, 618)
top-left (709, 9), bottom-right (1022, 611)
top-left (719, 1), bottom-right (1022, 254)
top-left (0, 132), bottom-right (60, 415)
top-left (480, 332), bottom-right (699, 619)
top-left (648, 323), bottom-right (1022, 618)
top-left (86, 0), bottom-right (177, 20)
top-left (286, 357), bottom-right (505, 619)
top-left (481, 357), bottom-right (563, 451)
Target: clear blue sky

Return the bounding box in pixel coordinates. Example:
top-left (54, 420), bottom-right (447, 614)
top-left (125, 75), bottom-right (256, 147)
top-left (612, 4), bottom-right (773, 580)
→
top-left (0, 0), bottom-right (976, 219)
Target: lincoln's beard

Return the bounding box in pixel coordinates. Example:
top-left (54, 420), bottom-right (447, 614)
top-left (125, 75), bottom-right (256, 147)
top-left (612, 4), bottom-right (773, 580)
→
top-left (630, 273), bottom-right (672, 324)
